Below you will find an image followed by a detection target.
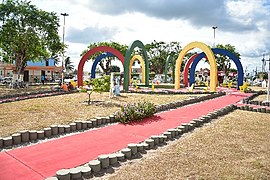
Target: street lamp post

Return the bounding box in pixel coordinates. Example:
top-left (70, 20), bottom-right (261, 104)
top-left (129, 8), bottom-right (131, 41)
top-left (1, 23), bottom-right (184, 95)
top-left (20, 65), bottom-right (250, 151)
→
top-left (267, 54), bottom-right (270, 102)
top-left (212, 26), bottom-right (218, 47)
top-left (60, 13), bottom-right (69, 84)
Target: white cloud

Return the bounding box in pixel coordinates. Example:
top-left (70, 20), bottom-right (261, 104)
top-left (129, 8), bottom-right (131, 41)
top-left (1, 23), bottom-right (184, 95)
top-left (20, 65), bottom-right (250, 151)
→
top-left (30, 0), bottom-right (270, 73)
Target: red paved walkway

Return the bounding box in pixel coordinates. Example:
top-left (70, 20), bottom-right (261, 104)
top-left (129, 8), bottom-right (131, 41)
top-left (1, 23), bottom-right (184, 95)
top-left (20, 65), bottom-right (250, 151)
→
top-left (0, 93), bottom-right (251, 179)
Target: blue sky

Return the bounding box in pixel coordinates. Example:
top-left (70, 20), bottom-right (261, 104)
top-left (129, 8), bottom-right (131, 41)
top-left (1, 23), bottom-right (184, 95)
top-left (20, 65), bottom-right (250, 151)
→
top-left (31, 0), bottom-right (270, 74)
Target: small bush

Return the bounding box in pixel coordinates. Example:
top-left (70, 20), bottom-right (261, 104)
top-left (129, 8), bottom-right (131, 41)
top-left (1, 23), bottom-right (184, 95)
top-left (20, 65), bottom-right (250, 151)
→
top-left (115, 101), bottom-right (156, 124)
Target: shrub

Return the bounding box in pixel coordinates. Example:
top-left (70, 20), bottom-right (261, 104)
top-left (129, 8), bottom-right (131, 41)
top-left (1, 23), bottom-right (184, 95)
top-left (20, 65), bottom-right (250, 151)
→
top-left (115, 101), bottom-right (156, 124)
top-left (83, 76), bottom-right (110, 104)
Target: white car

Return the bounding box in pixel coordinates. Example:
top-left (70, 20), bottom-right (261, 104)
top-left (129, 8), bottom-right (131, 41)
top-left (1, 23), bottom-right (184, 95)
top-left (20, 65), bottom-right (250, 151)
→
top-left (2, 77), bottom-right (12, 84)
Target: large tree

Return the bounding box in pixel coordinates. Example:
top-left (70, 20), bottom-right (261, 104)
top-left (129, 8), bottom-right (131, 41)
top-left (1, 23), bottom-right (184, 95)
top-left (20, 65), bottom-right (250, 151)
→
top-left (145, 41), bottom-right (182, 74)
top-left (0, 0), bottom-right (63, 79)
top-left (81, 41), bottom-right (127, 75)
top-left (215, 44), bottom-right (241, 76)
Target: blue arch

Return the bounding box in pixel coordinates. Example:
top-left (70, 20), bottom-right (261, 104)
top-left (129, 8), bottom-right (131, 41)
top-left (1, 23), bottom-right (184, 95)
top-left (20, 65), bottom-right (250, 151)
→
top-left (189, 48), bottom-right (243, 89)
top-left (91, 52), bottom-right (115, 78)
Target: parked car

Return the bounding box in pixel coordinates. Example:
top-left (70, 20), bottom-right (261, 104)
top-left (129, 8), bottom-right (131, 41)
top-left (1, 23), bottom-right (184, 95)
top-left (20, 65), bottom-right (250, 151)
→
top-left (54, 78), bottom-right (62, 83)
top-left (2, 77), bottom-right (12, 84)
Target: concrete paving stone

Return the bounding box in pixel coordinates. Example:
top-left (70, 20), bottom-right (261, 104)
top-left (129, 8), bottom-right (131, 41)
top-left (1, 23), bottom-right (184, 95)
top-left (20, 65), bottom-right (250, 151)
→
top-left (56, 169), bottom-right (70, 180)
top-left (74, 121), bottom-right (82, 130)
top-left (50, 125), bottom-right (58, 135)
top-left (167, 129), bottom-right (176, 138)
top-left (150, 135), bottom-right (160, 145)
top-left (128, 143), bottom-right (138, 154)
top-left (90, 119), bottom-right (97, 127)
top-left (88, 160), bottom-right (101, 173)
top-left (0, 138), bottom-right (3, 148)
top-left (109, 154), bottom-right (118, 165)
top-left (70, 167), bottom-right (82, 179)
top-left (20, 130), bottom-right (30, 142)
top-left (37, 131), bottom-right (44, 139)
top-left (81, 121), bottom-right (88, 130)
top-left (58, 125), bottom-right (65, 134)
top-left (115, 153), bottom-right (125, 161)
top-left (69, 123), bottom-right (76, 132)
top-left (163, 132), bottom-right (172, 140)
top-left (105, 116), bottom-right (111, 123)
top-left (64, 125), bottom-right (70, 133)
top-left (136, 143), bottom-right (144, 152)
top-left (3, 137), bottom-right (13, 147)
top-left (96, 117), bottom-right (102, 126)
top-left (141, 143), bottom-right (149, 150)
top-left (12, 133), bottom-right (21, 145)
top-left (44, 128), bottom-right (52, 138)
top-left (29, 130), bottom-right (38, 141)
top-left (86, 121), bottom-right (92, 128)
top-left (121, 148), bottom-right (132, 159)
top-left (80, 166), bottom-right (91, 178)
top-left (109, 115), bottom-right (115, 123)
top-left (98, 154), bottom-right (110, 168)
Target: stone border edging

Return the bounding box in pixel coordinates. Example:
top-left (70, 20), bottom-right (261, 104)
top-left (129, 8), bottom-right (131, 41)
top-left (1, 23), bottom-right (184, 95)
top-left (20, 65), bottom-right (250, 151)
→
top-left (0, 92), bottom-right (226, 150)
top-left (46, 103), bottom-right (237, 180)
top-left (127, 89), bottom-right (215, 95)
top-left (0, 90), bottom-right (78, 104)
top-left (237, 104), bottom-right (270, 113)
top-left (241, 90), bottom-right (269, 107)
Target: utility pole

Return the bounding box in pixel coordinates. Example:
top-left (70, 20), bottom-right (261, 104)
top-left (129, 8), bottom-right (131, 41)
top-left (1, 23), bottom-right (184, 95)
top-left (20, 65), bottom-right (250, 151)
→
top-left (212, 26), bottom-right (218, 47)
top-left (61, 13), bottom-right (69, 84)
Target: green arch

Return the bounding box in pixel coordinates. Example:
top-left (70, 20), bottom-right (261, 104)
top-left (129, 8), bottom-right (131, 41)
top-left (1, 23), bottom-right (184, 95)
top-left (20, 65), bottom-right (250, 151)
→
top-left (164, 55), bottom-right (175, 83)
top-left (123, 40), bottom-right (149, 92)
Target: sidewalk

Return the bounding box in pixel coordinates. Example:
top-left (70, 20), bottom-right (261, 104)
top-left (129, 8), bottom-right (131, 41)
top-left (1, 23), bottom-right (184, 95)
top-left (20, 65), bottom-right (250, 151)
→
top-left (0, 93), bottom-right (251, 179)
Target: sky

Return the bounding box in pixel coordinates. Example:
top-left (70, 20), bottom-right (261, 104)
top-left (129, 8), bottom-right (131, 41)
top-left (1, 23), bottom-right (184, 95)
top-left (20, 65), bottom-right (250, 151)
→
top-left (31, 0), bottom-right (270, 75)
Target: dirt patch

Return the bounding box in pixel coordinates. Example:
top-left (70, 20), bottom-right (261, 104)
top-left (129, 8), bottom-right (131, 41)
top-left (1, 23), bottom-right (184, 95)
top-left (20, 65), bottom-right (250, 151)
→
top-left (0, 92), bottom-right (202, 137)
top-left (102, 110), bottom-right (270, 180)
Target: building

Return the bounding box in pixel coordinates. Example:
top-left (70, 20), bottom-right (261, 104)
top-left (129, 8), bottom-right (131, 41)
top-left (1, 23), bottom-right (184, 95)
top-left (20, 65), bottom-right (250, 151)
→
top-left (0, 59), bottom-right (62, 83)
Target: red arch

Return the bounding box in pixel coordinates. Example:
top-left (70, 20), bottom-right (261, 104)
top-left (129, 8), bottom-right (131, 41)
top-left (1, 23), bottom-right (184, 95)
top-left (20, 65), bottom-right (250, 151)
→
top-left (77, 46), bottom-right (125, 87)
top-left (183, 54), bottom-right (199, 87)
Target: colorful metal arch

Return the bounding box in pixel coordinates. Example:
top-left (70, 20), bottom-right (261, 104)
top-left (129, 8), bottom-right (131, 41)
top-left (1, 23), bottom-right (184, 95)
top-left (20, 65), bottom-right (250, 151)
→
top-left (175, 42), bottom-right (217, 92)
top-left (77, 46), bottom-right (125, 87)
top-left (90, 52), bottom-right (115, 79)
top-left (164, 55), bottom-right (175, 83)
top-left (129, 55), bottom-right (145, 83)
top-left (123, 40), bottom-right (149, 92)
top-left (189, 48), bottom-right (243, 89)
top-left (183, 54), bottom-right (199, 87)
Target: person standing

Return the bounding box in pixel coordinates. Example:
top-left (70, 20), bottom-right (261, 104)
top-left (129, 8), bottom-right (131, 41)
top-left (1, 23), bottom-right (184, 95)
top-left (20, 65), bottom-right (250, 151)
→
top-left (41, 74), bottom-right (45, 85)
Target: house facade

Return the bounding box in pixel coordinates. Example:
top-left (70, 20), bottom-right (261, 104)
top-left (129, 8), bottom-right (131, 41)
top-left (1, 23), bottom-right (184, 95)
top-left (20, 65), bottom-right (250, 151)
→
top-left (0, 59), bottom-right (62, 83)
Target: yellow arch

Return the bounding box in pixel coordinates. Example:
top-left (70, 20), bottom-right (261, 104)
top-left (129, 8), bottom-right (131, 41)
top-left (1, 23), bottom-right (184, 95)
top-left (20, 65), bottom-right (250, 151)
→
top-left (129, 55), bottom-right (145, 84)
top-left (175, 41), bottom-right (217, 92)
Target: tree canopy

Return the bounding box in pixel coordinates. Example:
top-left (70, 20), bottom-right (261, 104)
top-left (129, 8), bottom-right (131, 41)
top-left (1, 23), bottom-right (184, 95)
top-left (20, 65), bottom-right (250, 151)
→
top-left (81, 41), bottom-right (127, 75)
top-left (145, 41), bottom-right (182, 74)
top-left (215, 44), bottom-right (241, 75)
top-left (0, 0), bottom-right (63, 77)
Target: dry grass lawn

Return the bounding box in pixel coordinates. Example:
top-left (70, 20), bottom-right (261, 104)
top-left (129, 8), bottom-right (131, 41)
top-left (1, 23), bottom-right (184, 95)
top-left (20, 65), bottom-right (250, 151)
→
top-left (103, 110), bottom-right (270, 180)
top-left (254, 94), bottom-right (269, 102)
top-left (249, 86), bottom-right (268, 91)
top-left (0, 85), bottom-right (52, 96)
top-left (0, 92), bottom-right (201, 137)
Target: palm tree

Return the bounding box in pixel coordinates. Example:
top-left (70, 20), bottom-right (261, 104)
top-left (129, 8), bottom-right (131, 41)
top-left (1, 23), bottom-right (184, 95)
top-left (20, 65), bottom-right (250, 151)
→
top-left (64, 57), bottom-right (74, 74)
